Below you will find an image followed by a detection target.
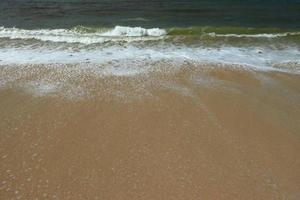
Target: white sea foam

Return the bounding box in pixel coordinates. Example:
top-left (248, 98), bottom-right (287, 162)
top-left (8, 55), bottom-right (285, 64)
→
top-left (0, 45), bottom-right (299, 74)
top-left (0, 25), bottom-right (299, 74)
top-left (208, 32), bottom-right (300, 38)
top-left (0, 46), bottom-right (299, 99)
top-left (0, 26), bottom-right (299, 99)
top-left (101, 26), bottom-right (167, 37)
top-left (1, 26), bottom-right (299, 45)
top-left (0, 26), bottom-right (167, 44)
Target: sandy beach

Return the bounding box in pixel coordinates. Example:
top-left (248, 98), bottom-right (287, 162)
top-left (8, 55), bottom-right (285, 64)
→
top-left (1, 0), bottom-right (300, 199)
top-left (1, 64), bottom-right (299, 199)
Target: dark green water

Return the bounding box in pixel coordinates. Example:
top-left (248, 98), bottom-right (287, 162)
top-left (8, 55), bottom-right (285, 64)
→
top-left (1, 0), bottom-right (300, 29)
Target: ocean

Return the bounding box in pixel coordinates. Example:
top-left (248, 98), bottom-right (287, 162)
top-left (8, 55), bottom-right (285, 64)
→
top-left (0, 0), bottom-right (300, 72)
top-left (0, 0), bottom-right (299, 73)
top-left (1, 0), bottom-right (300, 29)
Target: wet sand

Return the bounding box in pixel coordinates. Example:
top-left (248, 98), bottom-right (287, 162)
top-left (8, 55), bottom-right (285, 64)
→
top-left (0, 65), bottom-right (300, 199)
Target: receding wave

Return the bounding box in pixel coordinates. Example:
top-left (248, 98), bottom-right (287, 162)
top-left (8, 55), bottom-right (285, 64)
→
top-left (1, 45), bottom-right (299, 74)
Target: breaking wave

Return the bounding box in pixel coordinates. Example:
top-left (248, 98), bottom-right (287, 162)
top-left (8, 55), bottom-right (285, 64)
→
top-left (1, 25), bottom-right (300, 44)
top-left (0, 25), bottom-right (299, 74)
top-left (0, 26), bottom-right (167, 44)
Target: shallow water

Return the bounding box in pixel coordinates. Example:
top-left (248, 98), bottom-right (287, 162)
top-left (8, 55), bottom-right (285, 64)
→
top-left (1, 1), bottom-right (300, 73)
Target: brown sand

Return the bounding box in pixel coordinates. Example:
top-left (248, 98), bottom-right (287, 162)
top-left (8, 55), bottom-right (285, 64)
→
top-left (0, 65), bottom-right (300, 199)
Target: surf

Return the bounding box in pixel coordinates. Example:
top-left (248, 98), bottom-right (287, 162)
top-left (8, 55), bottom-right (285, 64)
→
top-left (1, 26), bottom-right (300, 44)
top-left (0, 26), bottom-right (167, 44)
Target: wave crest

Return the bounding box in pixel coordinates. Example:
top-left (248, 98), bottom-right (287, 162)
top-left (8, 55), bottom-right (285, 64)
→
top-left (1, 25), bottom-right (300, 45)
top-left (0, 26), bottom-right (167, 44)
top-left (101, 26), bottom-right (167, 37)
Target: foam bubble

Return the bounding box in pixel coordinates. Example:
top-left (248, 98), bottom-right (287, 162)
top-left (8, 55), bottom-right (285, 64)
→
top-left (24, 81), bottom-right (60, 96)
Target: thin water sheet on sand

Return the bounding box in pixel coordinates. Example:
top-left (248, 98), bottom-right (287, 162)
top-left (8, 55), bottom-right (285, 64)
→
top-left (0, 63), bottom-right (300, 199)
